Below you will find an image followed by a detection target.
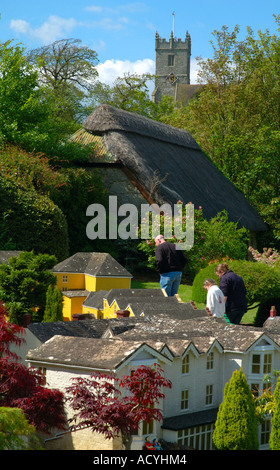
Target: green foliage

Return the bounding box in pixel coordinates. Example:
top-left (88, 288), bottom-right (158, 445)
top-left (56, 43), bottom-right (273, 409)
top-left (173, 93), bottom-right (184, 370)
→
top-left (192, 260), bottom-right (280, 308)
top-left (0, 173), bottom-right (68, 260)
top-left (0, 407), bottom-right (40, 450)
top-left (0, 144), bottom-right (107, 255)
top-left (0, 251), bottom-right (57, 324)
top-left (159, 16), bottom-right (280, 245)
top-left (270, 376), bottom-right (280, 449)
top-left (0, 40), bottom-right (49, 146)
top-left (90, 73), bottom-right (157, 118)
top-left (138, 206), bottom-right (248, 279)
top-left (213, 369), bottom-right (259, 450)
top-left (43, 285), bottom-right (63, 322)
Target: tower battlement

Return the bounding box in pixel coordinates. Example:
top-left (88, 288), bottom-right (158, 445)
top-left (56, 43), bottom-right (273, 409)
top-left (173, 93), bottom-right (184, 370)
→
top-left (153, 29), bottom-right (191, 104)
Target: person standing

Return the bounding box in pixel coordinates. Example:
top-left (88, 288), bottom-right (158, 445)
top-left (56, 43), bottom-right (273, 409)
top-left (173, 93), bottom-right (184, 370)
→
top-left (215, 263), bottom-right (247, 324)
top-left (203, 279), bottom-right (225, 318)
top-left (155, 235), bottom-right (187, 297)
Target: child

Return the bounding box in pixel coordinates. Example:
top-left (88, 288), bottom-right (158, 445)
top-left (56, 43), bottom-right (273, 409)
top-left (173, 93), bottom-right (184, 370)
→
top-left (203, 279), bottom-right (225, 318)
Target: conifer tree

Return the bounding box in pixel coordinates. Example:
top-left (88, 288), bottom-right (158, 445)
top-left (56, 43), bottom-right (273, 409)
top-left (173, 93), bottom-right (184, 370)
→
top-left (43, 285), bottom-right (63, 322)
top-left (213, 369), bottom-right (259, 450)
top-left (269, 376), bottom-right (280, 449)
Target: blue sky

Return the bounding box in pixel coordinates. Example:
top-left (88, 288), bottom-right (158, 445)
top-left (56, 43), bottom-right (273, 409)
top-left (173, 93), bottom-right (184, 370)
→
top-left (1, 1), bottom-right (279, 84)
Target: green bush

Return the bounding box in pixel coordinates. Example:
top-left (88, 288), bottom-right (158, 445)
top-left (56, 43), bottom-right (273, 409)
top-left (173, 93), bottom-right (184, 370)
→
top-left (192, 260), bottom-right (280, 309)
top-left (0, 176), bottom-right (68, 261)
top-left (213, 369), bottom-right (259, 450)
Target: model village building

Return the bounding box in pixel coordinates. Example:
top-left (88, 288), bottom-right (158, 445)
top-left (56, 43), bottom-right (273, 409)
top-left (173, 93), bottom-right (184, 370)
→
top-left (26, 307), bottom-right (280, 451)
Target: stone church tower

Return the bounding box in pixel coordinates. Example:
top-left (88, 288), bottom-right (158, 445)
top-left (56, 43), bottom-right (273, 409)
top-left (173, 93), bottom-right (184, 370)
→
top-left (152, 29), bottom-right (191, 104)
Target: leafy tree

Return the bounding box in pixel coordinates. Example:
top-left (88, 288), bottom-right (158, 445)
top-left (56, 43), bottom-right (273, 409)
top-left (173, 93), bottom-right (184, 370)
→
top-left (28, 38), bottom-right (99, 123)
top-left (0, 407), bottom-right (40, 450)
top-left (270, 376), bottom-right (280, 449)
top-left (0, 251), bottom-right (57, 324)
top-left (91, 73), bottom-right (157, 118)
top-left (0, 305), bottom-right (66, 434)
top-left (66, 364), bottom-right (172, 450)
top-left (213, 369), bottom-right (259, 450)
top-left (43, 285), bottom-right (63, 322)
top-left (160, 16), bottom-right (280, 245)
top-left (0, 40), bottom-right (49, 146)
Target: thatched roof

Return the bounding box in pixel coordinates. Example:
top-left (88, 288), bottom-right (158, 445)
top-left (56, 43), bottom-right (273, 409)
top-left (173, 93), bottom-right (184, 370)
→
top-left (83, 105), bottom-right (266, 232)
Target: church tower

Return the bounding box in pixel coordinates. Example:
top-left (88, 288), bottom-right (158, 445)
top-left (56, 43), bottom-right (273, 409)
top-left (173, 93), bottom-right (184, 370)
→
top-left (152, 29), bottom-right (191, 104)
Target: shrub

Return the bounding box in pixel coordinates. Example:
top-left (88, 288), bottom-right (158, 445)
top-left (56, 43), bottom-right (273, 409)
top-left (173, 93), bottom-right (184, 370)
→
top-left (0, 176), bottom-right (68, 261)
top-left (213, 369), bottom-right (259, 450)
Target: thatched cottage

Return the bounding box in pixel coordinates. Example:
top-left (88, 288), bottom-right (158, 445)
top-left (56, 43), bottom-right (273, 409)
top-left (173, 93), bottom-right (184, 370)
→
top-left (81, 105), bottom-right (266, 235)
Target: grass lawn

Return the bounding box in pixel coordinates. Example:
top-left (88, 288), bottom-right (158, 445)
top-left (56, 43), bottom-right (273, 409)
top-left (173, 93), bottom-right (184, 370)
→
top-left (131, 279), bottom-right (257, 325)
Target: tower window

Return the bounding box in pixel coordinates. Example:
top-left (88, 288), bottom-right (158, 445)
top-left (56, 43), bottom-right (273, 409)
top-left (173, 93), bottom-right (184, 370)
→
top-left (168, 55), bottom-right (175, 66)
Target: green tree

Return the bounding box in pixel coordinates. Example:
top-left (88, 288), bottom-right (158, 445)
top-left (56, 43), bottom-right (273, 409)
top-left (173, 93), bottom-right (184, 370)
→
top-left (0, 40), bottom-right (49, 146)
top-left (28, 38), bottom-right (99, 123)
top-left (213, 369), bottom-right (259, 450)
top-left (0, 407), bottom-right (40, 450)
top-left (270, 376), bottom-right (280, 449)
top-left (0, 251), bottom-right (57, 324)
top-left (43, 285), bottom-right (63, 322)
top-left (91, 73), bottom-right (157, 118)
top-left (160, 16), bottom-right (280, 245)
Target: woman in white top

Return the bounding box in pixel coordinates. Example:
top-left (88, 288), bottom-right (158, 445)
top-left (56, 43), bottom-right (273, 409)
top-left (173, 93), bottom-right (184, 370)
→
top-left (203, 279), bottom-right (225, 318)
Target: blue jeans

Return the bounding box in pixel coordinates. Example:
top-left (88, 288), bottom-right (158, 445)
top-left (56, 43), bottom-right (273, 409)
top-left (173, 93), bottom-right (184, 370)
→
top-left (160, 271), bottom-right (182, 297)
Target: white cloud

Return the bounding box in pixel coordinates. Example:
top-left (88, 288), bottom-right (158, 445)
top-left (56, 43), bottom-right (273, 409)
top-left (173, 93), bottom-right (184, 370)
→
top-left (96, 58), bottom-right (155, 85)
top-left (10, 15), bottom-right (78, 44)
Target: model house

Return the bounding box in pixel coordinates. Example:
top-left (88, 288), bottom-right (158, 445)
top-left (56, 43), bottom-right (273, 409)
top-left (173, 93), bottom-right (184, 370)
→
top-left (52, 252), bottom-right (132, 321)
top-left (26, 312), bottom-right (280, 450)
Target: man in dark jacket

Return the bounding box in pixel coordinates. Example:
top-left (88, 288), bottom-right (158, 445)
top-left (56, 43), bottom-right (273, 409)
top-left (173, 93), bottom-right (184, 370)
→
top-left (215, 263), bottom-right (247, 324)
top-left (155, 235), bottom-right (187, 296)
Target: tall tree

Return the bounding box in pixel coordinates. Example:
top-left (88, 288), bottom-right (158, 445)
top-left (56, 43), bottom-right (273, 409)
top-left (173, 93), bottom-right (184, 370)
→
top-left (43, 285), bottom-right (63, 322)
top-left (91, 73), bottom-right (157, 117)
top-left (28, 38), bottom-right (99, 122)
top-left (212, 369), bottom-right (259, 450)
top-left (0, 40), bottom-right (48, 145)
top-left (161, 15), bottom-right (280, 245)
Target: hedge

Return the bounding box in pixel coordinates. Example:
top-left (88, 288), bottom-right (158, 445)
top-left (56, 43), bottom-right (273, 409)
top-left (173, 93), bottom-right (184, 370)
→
top-left (192, 260), bottom-right (280, 313)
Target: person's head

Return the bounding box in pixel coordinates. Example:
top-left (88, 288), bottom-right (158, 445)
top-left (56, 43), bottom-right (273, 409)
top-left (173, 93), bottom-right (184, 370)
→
top-left (155, 234), bottom-right (165, 246)
top-left (203, 279), bottom-right (217, 290)
top-left (215, 263), bottom-right (229, 279)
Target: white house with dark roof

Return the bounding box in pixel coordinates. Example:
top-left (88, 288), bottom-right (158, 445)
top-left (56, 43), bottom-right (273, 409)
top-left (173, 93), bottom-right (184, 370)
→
top-left (26, 313), bottom-right (280, 450)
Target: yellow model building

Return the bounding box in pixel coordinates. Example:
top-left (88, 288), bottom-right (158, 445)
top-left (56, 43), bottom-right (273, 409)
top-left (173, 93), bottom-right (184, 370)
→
top-left (52, 252), bottom-right (132, 321)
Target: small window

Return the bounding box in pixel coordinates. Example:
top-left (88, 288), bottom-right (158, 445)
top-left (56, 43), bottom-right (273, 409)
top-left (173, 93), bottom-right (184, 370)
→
top-left (181, 389), bottom-right (189, 410)
top-left (182, 354), bottom-right (190, 374)
top-left (264, 353), bottom-right (272, 374)
top-left (62, 275), bottom-right (68, 283)
top-left (252, 354), bottom-right (261, 374)
top-left (168, 54), bottom-right (175, 66)
top-left (205, 385), bottom-right (213, 405)
top-left (206, 352), bottom-right (214, 370)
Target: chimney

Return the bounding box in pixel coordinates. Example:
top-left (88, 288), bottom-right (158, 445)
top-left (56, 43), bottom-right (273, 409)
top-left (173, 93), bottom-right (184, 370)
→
top-left (23, 313), bottom-right (31, 327)
top-left (270, 306), bottom-right (277, 318)
top-left (116, 310), bottom-right (130, 318)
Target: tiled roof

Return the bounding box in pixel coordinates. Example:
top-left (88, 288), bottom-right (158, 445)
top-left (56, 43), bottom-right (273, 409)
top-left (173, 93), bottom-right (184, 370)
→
top-left (52, 252), bottom-right (132, 278)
